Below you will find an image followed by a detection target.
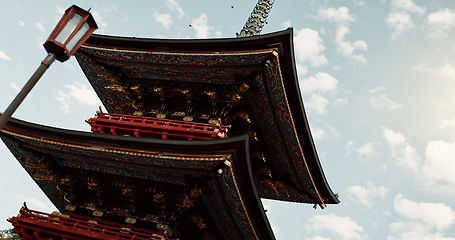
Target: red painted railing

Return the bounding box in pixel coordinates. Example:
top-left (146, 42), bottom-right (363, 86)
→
top-left (8, 203), bottom-right (174, 240)
top-left (86, 109), bottom-right (230, 140)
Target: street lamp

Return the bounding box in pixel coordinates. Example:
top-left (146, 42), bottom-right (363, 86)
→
top-left (0, 5), bottom-right (98, 130)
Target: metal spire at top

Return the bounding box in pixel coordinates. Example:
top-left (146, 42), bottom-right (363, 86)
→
top-left (237, 0), bottom-right (275, 38)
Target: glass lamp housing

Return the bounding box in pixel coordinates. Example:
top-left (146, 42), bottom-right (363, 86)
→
top-left (43, 5), bottom-right (98, 62)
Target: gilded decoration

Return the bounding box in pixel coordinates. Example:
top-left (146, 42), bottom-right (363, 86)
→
top-left (74, 40), bottom-right (328, 204)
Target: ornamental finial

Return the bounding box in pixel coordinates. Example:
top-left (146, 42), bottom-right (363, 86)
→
top-left (237, 0), bottom-right (275, 37)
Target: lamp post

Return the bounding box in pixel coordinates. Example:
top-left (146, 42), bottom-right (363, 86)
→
top-left (0, 5), bottom-right (98, 130)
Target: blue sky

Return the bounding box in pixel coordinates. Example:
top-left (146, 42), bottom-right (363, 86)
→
top-left (2, 0), bottom-right (455, 239)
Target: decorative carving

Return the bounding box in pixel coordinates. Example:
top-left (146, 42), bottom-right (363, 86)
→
top-left (65, 205), bottom-right (76, 212)
top-left (189, 188), bottom-right (203, 199)
top-left (23, 157), bottom-right (48, 170)
top-left (229, 93), bottom-right (241, 104)
top-left (253, 149), bottom-right (266, 162)
top-left (86, 175), bottom-right (102, 191)
top-left (125, 217), bottom-right (136, 224)
top-left (246, 129), bottom-right (258, 141)
top-left (154, 87), bottom-right (167, 112)
top-left (182, 89), bottom-right (194, 116)
top-left (93, 210), bottom-right (104, 217)
top-left (191, 214), bottom-right (207, 229)
top-left (131, 85), bottom-right (145, 95)
top-left (105, 84), bottom-right (127, 94)
top-left (104, 73), bottom-right (121, 85)
top-left (181, 196), bottom-right (194, 209)
top-left (257, 165), bottom-right (272, 179)
top-left (121, 185), bottom-right (135, 198)
top-left (172, 111), bottom-right (186, 117)
top-left (206, 91), bottom-right (219, 101)
top-left (153, 192), bottom-right (166, 203)
top-left (84, 202), bottom-right (97, 210)
top-left (237, 83), bottom-right (250, 94)
top-left (59, 175), bottom-right (75, 186)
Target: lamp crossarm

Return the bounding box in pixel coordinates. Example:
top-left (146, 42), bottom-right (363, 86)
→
top-left (0, 53), bottom-right (57, 131)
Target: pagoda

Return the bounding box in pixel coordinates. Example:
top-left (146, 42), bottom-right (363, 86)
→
top-left (1, 1), bottom-right (338, 239)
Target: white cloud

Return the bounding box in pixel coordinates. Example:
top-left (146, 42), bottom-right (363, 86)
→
top-left (426, 8), bottom-right (455, 38)
top-left (296, 63), bottom-right (308, 77)
top-left (308, 237), bottom-right (331, 240)
top-left (305, 214), bottom-right (367, 240)
top-left (412, 63), bottom-right (455, 79)
top-left (281, 20), bottom-right (291, 29)
top-left (309, 121), bottom-right (340, 141)
top-left (271, 224), bottom-right (280, 234)
top-left (55, 83), bottom-right (100, 114)
top-left (55, 90), bottom-right (71, 114)
top-left (385, 0), bottom-right (425, 40)
top-left (440, 117), bottom-right (455, 128)
top-left (383, 128), bottom-right (455, 194)
top-left (355, 142), bottom-right (375, 157)
top-left (299, 72), bottom-right (338, 94)
top-left (382, 127), bottom-right (421, 173)
top-left (166, 0), bottom-right (184, 18)
top-left (369, 87), bottom-right (402, 111)
top-left (316, 7), bottom-right (355, 24)
top-left (18, 20), bottom-right (25, 27)
top-left (335, 25), bottom-right (367, 64)
top-left (56, 6), bottom-right (65, 15)
top-left (191, 13), bottom-right (211, 38)
top-left (305, 94), bottom-right (329, 115)
top-left (382, 128), bottom-right (407, 146)
top-left (346, 181), bottom-right (388, 208)
top-left (385, 12), bottom-right (414, 39)
top-left (64, 84), bottom-right (99, 106)
top-left (389, 221), bottom-right (455, 240)
top-left (388, 194), bottom-right (455, 240)
top-left (299, 72), bottom-right (340, 116)
top-left (310, 126), bottom-right (325, 140)
top-left (334, 97), bottom-right (348, 106)
top-left (10, 82), bottom-right (20, 93)
top-left (0, 50), bottom-right (12, 61)
top-left (315, 7), bottom-right (367, 64)
top-left (34, 22), bottom-right (46, 33)
top-left (421, 140), bottom-right (455, 194)
top-left (153, 11), bottom-right (173, 29)
top-left (14, 194), bottom-right (47, 210)
top-left (294, 28), bottom-right (328, 67)
top-left (427, 9), bottom-right (455, 29)
top-left (347, 141), bottom-right (375, 160)
top-left (91, 10), bottom-right (108, 32)
top-left (353, 1), bottom-right (365, 7)
top-left (390, 0), bottom-right (426, 15)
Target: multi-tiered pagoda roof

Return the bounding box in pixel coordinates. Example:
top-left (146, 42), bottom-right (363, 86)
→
top-left (1, 28), bottom-right (338, 240)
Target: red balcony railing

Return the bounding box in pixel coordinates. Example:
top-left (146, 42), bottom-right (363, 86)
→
top-left (86, 109), bottom-right (229, 141)
top-left (8, 203), bottom-right (174, 240)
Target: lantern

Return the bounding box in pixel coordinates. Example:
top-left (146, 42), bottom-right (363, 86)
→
top-left (0, 5), bottom-right (98, 130)
top-left (43, 5), bottom-right (98, 62)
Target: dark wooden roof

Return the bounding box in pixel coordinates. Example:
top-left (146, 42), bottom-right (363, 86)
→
top-left (1, 115), bottom-right (275, 240)
top-left (75, 29), bottom-right (339, 206)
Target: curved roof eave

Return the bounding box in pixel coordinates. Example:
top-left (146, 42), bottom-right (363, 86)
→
top-left (0, 115), bottom-right (276, 240)
top-left (78, 29), bottom-right (339, 205)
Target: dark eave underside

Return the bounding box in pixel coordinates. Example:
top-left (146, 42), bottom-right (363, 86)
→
top-left (1, 115), bottom-right (275, 240)
top-left (77, 29), bottom-right (338, 205)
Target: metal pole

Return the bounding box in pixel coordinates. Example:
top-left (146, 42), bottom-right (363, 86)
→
top-left (0, 53), bottom-right (56, 131)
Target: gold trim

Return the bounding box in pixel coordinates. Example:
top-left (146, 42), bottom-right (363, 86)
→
top-left (2, 129), bottom-right (227, 162)
top-left (265, 56), bottom-right (325, 206)
top-left (81, 44), bottom-right (278, 57)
